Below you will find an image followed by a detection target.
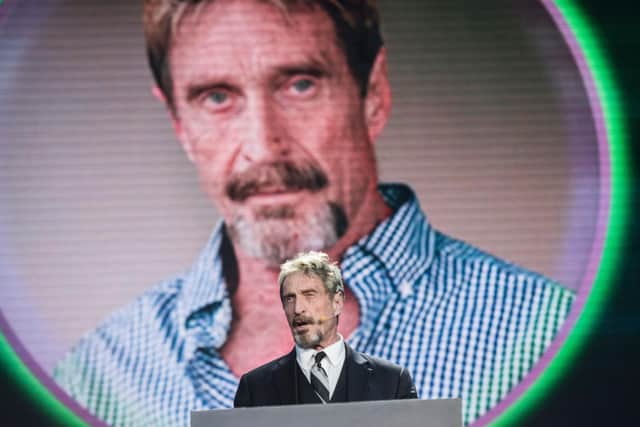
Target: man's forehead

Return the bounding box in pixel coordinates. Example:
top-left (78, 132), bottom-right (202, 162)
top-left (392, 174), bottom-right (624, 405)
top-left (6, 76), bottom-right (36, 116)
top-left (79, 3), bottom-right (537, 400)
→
top-left (172, 0), bottom-right (338, 56)
top-left (283, 272), bottom-right (326, 291)
top-left (181, 0), bottom-right (325, 25)
top-left (169, 0), bottom-right (343, 89)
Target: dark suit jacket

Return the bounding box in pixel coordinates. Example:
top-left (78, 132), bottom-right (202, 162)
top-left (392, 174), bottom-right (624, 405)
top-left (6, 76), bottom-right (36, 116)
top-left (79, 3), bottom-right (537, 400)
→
top-left (234, 343), bottom-right (417, 407)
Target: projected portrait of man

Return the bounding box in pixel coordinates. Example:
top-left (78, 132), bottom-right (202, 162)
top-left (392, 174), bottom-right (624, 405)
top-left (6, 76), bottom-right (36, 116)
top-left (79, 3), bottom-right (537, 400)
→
top-left (53, 1), bottom-right (574, 425)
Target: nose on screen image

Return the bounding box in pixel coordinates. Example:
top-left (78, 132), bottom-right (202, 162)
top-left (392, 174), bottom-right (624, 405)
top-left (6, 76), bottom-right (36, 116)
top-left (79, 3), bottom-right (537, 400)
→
top-left (0, 0), bottom-right (631, 426)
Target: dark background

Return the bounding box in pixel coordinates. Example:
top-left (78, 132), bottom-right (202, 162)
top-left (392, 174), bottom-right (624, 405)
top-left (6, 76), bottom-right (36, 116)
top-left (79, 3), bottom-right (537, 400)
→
top-left (1, 0), bottom-right (638, 425)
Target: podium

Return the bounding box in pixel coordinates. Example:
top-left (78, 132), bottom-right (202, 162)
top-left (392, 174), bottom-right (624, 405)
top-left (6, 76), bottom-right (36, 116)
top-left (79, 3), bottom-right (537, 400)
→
top-left (191, 399), bottom-right (461, 427)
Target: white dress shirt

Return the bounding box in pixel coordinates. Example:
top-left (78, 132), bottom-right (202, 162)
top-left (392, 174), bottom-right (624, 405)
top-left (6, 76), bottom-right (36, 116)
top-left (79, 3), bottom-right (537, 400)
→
top-left (295, 335), bottom-right (346, 398)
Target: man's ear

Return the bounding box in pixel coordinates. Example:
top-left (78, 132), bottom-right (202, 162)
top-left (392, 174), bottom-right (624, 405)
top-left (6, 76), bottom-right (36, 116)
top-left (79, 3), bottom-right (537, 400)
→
top-left (364, 47), bottom-right (392, 143)
top-left (151, 85), bottom-right (196, 163)
top-left (333, 290), bottom-right (345, 316)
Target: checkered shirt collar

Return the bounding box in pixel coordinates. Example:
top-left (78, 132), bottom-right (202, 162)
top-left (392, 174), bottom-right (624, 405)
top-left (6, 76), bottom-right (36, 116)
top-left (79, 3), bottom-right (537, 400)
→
top-left (176, 221), bottom-right (228, 338)
top-left (350, 183), bottom-right (435, 287)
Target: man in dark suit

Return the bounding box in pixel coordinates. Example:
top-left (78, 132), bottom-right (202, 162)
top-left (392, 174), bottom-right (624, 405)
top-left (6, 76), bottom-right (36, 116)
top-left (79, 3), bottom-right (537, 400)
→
top-left (234, 251), bottom-right (417, 406)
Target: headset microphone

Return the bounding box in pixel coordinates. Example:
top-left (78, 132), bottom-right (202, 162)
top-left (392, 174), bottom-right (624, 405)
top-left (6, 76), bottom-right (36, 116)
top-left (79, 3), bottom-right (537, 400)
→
top-left (317, 313), bottom-right (338, 324)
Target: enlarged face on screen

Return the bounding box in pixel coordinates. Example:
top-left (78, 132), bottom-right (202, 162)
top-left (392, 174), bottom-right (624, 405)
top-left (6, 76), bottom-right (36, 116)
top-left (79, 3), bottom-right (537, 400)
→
top-left (167, 0), bottom-right (384, 266)
top-left (281, 272), bottom-right (343, 349)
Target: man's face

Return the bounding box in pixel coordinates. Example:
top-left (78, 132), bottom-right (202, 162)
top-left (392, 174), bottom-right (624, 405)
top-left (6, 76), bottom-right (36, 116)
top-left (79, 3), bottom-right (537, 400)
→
top-left (281, 272), bottom-right (343, 349)
top-left (168, 0), bottom-right (386, 266)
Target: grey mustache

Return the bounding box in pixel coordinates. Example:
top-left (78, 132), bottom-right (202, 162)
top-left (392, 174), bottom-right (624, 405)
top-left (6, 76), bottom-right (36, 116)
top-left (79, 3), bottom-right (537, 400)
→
top-left (226, 161), bottom-right (328, 202)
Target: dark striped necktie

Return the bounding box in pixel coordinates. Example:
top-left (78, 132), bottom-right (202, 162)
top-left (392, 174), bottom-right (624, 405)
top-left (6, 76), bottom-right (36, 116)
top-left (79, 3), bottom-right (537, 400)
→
top-left (310, 351), bottom-right (330, 403)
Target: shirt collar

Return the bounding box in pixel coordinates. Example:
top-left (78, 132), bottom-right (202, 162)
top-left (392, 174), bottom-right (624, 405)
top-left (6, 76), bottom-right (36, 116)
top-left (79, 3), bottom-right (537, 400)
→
top-left (296, 335), bottom-right (345, 369)
top-left (176, 222), bottom-right (229, 332)
top-left (361, 183), bottom-right (435, 283)
top-left (341, 183), bottom-right (435, 318)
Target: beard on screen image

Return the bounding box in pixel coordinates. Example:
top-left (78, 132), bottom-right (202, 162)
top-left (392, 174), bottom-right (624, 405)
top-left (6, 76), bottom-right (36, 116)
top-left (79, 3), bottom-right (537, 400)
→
top-left (224, 159), bottom-right (348, 268)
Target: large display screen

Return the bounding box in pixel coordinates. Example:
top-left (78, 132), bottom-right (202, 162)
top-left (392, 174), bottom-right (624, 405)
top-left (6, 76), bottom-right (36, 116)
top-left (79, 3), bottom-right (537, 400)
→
top-left (0, 0), bottom-right (634, 426)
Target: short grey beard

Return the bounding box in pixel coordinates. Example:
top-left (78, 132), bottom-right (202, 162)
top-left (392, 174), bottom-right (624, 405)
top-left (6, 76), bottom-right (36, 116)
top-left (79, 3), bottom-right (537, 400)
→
top-left (227, 202), bottom-right (346, 268)
top-left (293, 330), bottom-right (322, 349)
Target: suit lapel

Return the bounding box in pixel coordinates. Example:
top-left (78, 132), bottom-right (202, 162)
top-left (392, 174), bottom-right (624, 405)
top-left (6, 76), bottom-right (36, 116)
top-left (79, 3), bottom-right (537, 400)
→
top-left (270, 344), bottom-right (373, 403)
top-left (271, 348), bottom-right (298, 404)
top-left (345, 343), bottom-right (372, 401)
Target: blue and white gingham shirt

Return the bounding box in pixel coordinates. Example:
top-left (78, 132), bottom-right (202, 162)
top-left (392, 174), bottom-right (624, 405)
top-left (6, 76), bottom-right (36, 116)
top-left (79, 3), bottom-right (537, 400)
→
top-left (54, 184), bottom-right (574, 426)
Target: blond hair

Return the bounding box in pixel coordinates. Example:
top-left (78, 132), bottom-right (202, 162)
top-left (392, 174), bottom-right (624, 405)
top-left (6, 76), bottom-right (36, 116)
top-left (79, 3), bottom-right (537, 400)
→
top-left (278, 251), bottom-right (344, 299)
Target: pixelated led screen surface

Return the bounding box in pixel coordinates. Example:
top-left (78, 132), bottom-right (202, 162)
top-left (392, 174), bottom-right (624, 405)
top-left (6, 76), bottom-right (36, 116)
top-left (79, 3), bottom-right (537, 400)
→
top-left (0, 0), bottom-right (628, 426)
